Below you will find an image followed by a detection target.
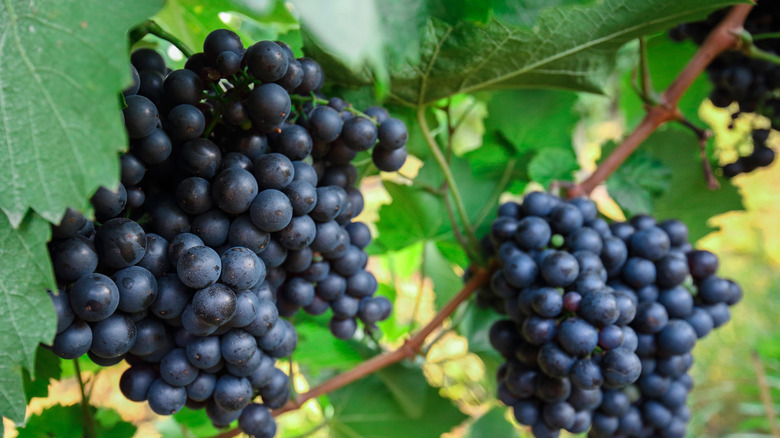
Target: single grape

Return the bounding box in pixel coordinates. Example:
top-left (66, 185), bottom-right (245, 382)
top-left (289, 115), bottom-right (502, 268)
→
top-left (245, 41), bottom-right (289, 82)
top-left (246, 83), bottom-right (291, 132)
top-left (176, 246), bottom-right (221, 289)
top-left (123, 95), bottom-right (159, 138)
top-left (163, 69), bottom-right (203, 106)
top-left (166, 104), bottom-right (205, 141)
top-left (69, 273), bottom-right (120, 322)
top-left (51, 319), bottom-right (92, 359)
top-left (147, 379), bottom-right (187, 415)
top-left (211, 168), bottom-right (259, 215)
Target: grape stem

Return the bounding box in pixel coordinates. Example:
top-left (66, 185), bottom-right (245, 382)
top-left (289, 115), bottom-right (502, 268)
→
top-left (738, 30), bottom-right (780, 67)
top-left (753, 32), bottom-right (780, 41)
top-left (567, 4), bottom-right (753, 198)
top-left (212, 267), bottom-right (492, 438)
top-left (417, 105), bottom-right (483, 263)
top-left (74, 360), bottom-right (96, 438)
top-left (631, 37), bottom-right (659, 106)
top-left (141, 21), bottom-right (195, 58)
top-left (289, 94), bottom-right (381, 125)
top-left (677, 117), bottom-right (719, 190)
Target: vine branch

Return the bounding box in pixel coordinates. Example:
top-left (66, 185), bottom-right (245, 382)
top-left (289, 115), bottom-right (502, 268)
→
top-left (214, 267), bottom-right (492, 438)
top-left (568, 4), bottom-right (753, 198)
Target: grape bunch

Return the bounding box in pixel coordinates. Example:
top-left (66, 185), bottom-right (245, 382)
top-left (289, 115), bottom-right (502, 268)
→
top-left (474, 192), bottom-right (741, 437)
top-left (45, 28), bottom-right (405, 437)
top-left (722, 128), bottom-right (775, 177)
top-left (670, 3), bottom-right (779, 176)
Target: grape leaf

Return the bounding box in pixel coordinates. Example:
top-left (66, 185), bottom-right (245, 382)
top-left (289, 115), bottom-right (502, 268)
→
top-left (0, 212), bottom-right (56, 423)
top-left (483, 89), bottom-right (579, 153)
top-left (643, 128), bottom-right (744, 241)
top-left (170, 406), bottom-right (227, 437)
top-left (328, 373), bottom-right (467, 438)
top-left (297, 0), bottom-right (428, 95)
top-left (528, 147), bottom-right (579, 187)
top-left (93, 408), bottom-right (137, 438)
top-left (606, 150), bottom-right (672, 216)
top-left (374, 364), bottom-right (429, 419)
top-left (621, 34), bottom-right (711, 126)
top-left (22, 347), bottom-right (61, 402)
top-left (153, 0), bottom-right (297, 54)
top-left (308, 0), bottom-right (736, 104)
top-left (374, 181), bottom-right (452, 253)
top-left (293, 317), bottom-right (363, 372)
top-left (0, 0), bottom-right (164, 226)
top-left (466, 89), bottom-right (577, 189)
top-left (292, 0), bottom-right (386, 78)
top-left (16, 404), bottom-right (136, 438)
top-left (424, 241), bottom-right (464, 308)
top-left (16, 404), bottom-right (82, 438)
top-left (467, 406), bottom-right (515, 438)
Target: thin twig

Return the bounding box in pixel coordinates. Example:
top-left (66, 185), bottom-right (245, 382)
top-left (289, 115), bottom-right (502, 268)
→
top-left (473, 159), bottom-right (517, 228)
top-left (74, 360), bottom-right (96, 438)
top-left (568, 4), bottom-right (753, 197)
top-left (212, 267), bottom-right (492, 438)
top-left (417, 106), bottom-right (481, 258)
top-left (739, 30), bottom-right (780, 67)
top-left (633, 37), bottom-right (659, 106)
top-left (753, 32), bottom-right (780, 41)
top-left (751, 351), bottom-right (780, 438)
top-left (442, 187), bottom-right (475, 260)
top-left (410, 242), bottom-right (428, 329)
top-left (143, 21), bottom-right (194, 58)
top-left (678, 117), bottom-right (719, 190)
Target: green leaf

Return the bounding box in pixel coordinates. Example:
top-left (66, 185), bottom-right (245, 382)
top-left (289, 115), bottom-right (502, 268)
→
top-left (467, 406), bottom-right (515, 438)
top-left (153, 0), bottom-right (297, 55)
top-left (374, 181), bottom-right (451, 253)
top-left (293, 318), bottom-right (364, 372)
top-left (383, 0), bottom-right (735, 105)
top-left (424, 241), bottom-right (464, 308)
top-left (606, 149), bottom-right (672, 216)
top-left (17, 404), bottom-right (82, 438)
top-left (292, 0), bottom-right (386, 84)
top-left (94, 408), bottom-right (137, 438)
top-left (22, 347), bottom-right (61, 402)
top-left (298, 0), bottom-right (427, 94)
top-left (374, 364), bottom-right (429, 419)
top-left (466, 89), bottom-right (577, 189)
top-left (457, 305), bottom-right (503, 357)
top-left (328, 373), bottom-right (468, 438)
top-left (621, 34), bottom-right (711, 125)
top-left (170, 406), bottom-right (227, 437)
top-left (0, 212), bottom-right (56, 423)
top-left (484, 90), bottom-right (579, 153)
top-left (527, 147), bottom-right (579, 187)
top-left (0, 0), bottom-right (164, 226)
top-left (0, 358), bottom-right (25, 425)
top-left (643, 128), bottom-right (744, 241)
top-left (17, 404), bottom-right (135, 438)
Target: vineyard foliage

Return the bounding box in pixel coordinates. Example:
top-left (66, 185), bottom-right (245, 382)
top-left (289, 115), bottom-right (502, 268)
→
top-left (4, 0), bottom-right (776, 436)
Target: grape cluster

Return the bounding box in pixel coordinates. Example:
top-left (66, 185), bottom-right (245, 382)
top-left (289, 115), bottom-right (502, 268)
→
top-left (670, 4), bottom-right (779, 176)
top-left (722, 128), bottom-right (775, 177)
top-left (46, 28), bottom-right (405, 437)
top-left (474, 192), bottom-right (741, 437)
